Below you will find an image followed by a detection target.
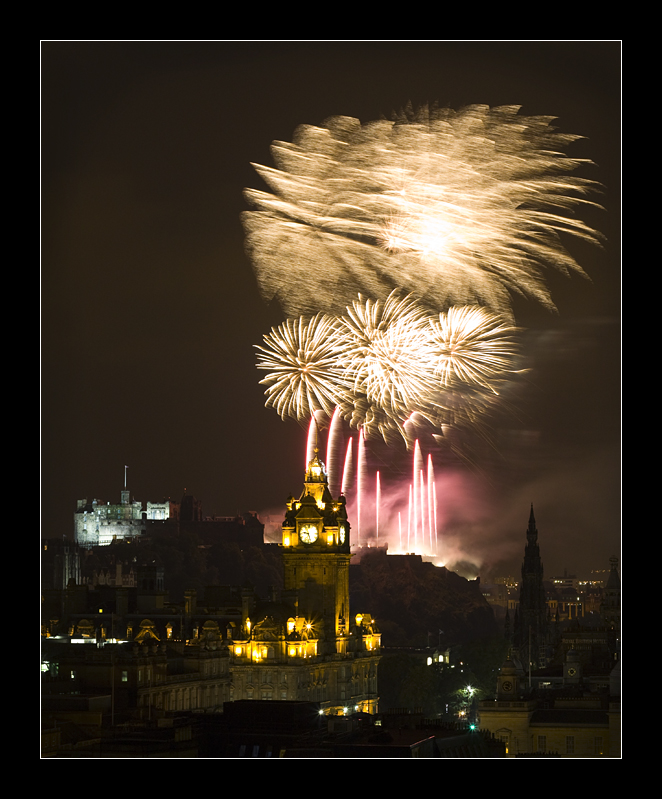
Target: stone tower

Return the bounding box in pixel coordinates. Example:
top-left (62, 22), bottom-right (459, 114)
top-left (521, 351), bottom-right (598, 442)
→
top-left (281, 449), bottom-right (352, 651)
top-left (227, 448), bottom-right (380, 715)
top-left (514, 505), bottom-right (548, 671)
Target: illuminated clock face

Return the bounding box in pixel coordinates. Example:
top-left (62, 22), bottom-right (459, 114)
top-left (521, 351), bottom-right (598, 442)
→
top-left (339, 524), bottom-right (346, 544)
top-left (502, 680), bottom-right (513, 692)
top-left (299, 525), bottom-right (318, 543)
top-left (567, 667), bottom-right (577, 677)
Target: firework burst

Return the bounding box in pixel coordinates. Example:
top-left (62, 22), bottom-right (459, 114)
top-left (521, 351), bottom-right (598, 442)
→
top-left (255, 293), bottom-right (520, 446)
top-left (340, 292), bottom-right (434, 421)
top-left (255, 314), bottom-right (349, 420)
top-left (429, 306), bottom-right (519, 392)
top-left (243, 105), bottom-right (602, 318)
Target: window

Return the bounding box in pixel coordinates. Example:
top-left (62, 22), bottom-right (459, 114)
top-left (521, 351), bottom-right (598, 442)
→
top-left (594, 737), bottom-right (604, 755)
top-left (566, 736), bottom-right (575, 754)
top-left (537, 735), bottom-right (546, 753)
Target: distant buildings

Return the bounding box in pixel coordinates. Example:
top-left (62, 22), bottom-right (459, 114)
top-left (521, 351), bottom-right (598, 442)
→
top-left (478, 650), bottom-right (620, 757)
top-left (74, 486), bottom-right (178, 547)
top-left (44, 448), bottom-right (381, 736)
top-left (226, 448), bottom-right (381, 714)
top-left (73, 480), bottom-right (264, 550)
top-left (478, 511), bottom-right (621, 757)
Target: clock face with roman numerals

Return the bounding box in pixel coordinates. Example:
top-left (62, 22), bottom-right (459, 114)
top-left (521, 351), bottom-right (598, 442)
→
top-left (339, 524), bottom-right (346, 544)
top-left (300, 525), bottom-right (318, 543)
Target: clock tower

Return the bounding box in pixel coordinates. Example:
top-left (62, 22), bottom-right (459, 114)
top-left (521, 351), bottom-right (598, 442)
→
top-left (281, 449), bottom-right (352, 652)
top-left (227, 446), bottom-right (380, 715)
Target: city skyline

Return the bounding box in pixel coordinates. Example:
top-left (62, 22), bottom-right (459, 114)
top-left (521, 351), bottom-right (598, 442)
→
top-left (42, 41), bottom-right (620, 578)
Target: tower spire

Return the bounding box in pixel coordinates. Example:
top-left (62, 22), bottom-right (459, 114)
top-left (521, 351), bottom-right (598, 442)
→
top-left (121, 466), bottom-right (130, 505)
top-left (516, 504), bottom-right (548, 672)
top-left (528, 503), bottom-right (537, 537)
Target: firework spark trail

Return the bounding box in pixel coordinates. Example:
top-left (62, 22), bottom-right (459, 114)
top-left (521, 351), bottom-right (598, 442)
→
top-left (326, 406), bottom-right (343, 496)
top-left (243, 105), bottom-right (602, 319)
top-left (407, 485), bottom-right (412, 551)
top-left (413, 440), bottom-right (422, 549)
top-left (420, 468), bottom-right (426, 550)
top-left (358, 429), bottom-right (367, 545)
top-left (376, 471), bottom-right (381, 540)
top-left (341, 438), bottom-right (353, 496)
top-left (305, 415), bottom-right (318, 467)
top-left (428, 455), bottom-right (435, 552)
top-left (433, 480), bottom-right (438, 554)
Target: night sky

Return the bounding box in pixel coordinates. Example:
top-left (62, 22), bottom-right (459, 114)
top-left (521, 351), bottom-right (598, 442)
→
top-left (42, 42), bottom-right (620, 579)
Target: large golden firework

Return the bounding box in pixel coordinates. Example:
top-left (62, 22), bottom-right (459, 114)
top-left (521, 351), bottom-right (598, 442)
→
top-left (243, 105), bottom-right (601, 319)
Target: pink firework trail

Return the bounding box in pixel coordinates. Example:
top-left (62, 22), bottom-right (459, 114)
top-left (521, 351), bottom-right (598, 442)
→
top-left (427, 455), bottom-right (436, 553)
top-left (300, 414), bottom-right (440, 558)
top-left (376, 471), bottom-right (381, 541)
top-left (357, 429), bottom-right (367, 546)
top-left (326, 406), bottom-right (343, 496)
top-left (341, 438), bottom-right (353, 496)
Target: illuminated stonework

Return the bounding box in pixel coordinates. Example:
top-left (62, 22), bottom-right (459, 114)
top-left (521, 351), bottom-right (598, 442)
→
top-left (74, 490), bottom-right (177, 548)
top-left (281, 450), bottom-right (351, 640)
top-left (228, 450), bottom-right (381, 715)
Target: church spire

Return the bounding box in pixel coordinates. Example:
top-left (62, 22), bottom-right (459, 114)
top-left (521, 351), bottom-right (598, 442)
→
top-left (516, 505), bottom-right (548, 672)
top-left (527, 503), bottom-right (537, 540)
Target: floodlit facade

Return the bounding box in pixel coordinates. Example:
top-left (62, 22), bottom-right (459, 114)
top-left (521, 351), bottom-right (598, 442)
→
top-left (75, 489), bottom-right (177, 547)
top-left (228, 450), bottom-right (381, 715)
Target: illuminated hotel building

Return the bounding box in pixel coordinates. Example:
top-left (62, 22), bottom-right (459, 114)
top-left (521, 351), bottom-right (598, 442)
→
top-left (228, 450), bottom-right (381, 715)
